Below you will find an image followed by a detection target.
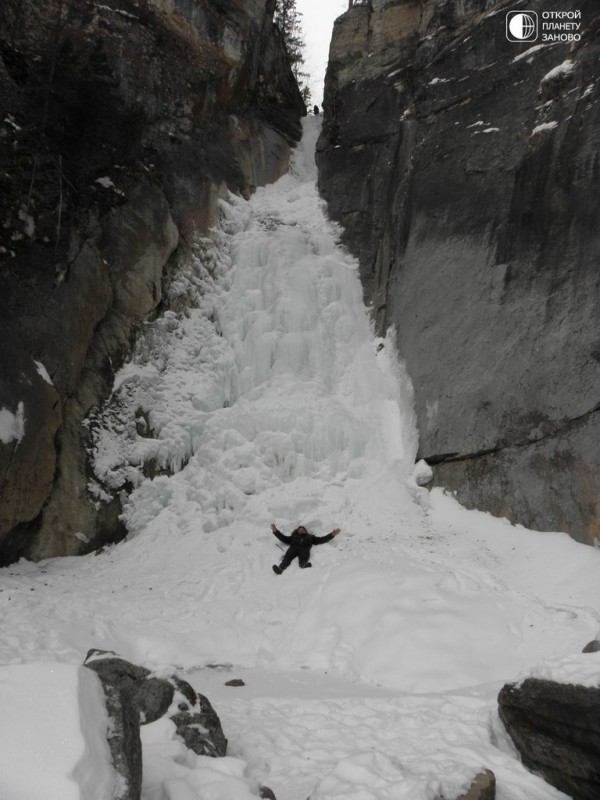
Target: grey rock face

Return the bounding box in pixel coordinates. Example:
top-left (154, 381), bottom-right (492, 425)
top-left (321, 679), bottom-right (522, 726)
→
top-left (170, 690), bottom-right (228, 757)
top-left (317, 0), bottom-right (600, 542)
top-left (0, 342), bottom-right (62, 565)
top-left (453, 770), bottom-right (495, 800)
top-left (498, 677), bottom-right (600, 800)
top-left (582, 640), bottom-right (600, 653)
top-left (431, 770), bottom-right (496, 800)
top-left (84, 649), bottom-right (228, 798)
top-left (26, 185), bottom-right (179, 561)
top-left (83, 650), bottom-right (146, 800)
top-left (0, 0), bottom-right (304, 563)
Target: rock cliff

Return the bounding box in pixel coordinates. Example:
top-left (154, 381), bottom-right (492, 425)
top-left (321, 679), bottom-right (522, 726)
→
top-left (498, 676), bottom-right (600, 800)
top-left (317, 0), bottom-right (600, 543)
top-left (0, 0), bottom-right (304, 564)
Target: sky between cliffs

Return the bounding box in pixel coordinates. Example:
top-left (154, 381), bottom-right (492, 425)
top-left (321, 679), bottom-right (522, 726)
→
top-left (297, 0), bottom-right (348, 105)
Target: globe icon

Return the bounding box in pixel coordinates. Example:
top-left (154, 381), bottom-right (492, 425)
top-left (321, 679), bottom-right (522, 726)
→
top-left (508, 12), bottom-right (536, 40)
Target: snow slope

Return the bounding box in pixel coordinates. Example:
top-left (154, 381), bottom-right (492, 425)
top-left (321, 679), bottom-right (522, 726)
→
top-left (1, 117), bottom-right (599, 800)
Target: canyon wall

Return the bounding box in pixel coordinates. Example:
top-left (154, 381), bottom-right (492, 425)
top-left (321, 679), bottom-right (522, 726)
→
top-left (317, 0), bottom-right (600, 544)
top-left (0, 0), bottom-right (304, 564)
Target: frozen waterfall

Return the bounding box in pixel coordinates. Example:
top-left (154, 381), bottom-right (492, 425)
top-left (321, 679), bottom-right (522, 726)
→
top-left (93, 117), bottom-right (419, 539)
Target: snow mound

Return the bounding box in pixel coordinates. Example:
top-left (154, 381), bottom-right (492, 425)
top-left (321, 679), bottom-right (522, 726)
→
top-left (0, 663), bottom-right (114, 800)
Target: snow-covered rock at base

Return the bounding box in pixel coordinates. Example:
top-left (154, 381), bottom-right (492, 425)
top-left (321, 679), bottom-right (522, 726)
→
top-left (414, 458), bottom-right (433, 486)
top-left (83, 649), bottom-right (230, 798)
top-left (0, 663), bottom-right (115, 800)
top-left (498, 666), bottom-right (600, 800)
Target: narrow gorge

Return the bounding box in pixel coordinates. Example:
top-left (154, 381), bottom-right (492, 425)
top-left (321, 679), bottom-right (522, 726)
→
top-left (2, 4), bottom-right (600, 800)
top-left (2, 0), bottom-right (600, 565)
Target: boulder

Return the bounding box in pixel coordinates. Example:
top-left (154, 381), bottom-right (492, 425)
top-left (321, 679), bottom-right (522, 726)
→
top-left (432, 769), bottom-right (495, 800)
top-left (582, 640), bottom-right (600, 653)
top-left (170, 690), bottom-right (228, 757)
top-left (454, 770), bottom-right (495, 800)
top-left (83, 648), bottom-right (228, 797)
top-left (83, 650), bottom-right (147, 800)
top-left (498, 677), bottom-right (600, 800)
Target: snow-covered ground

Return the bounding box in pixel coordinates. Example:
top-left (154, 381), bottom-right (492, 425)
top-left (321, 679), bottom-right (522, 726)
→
top-left (1, 117), bottom-right (599, 800)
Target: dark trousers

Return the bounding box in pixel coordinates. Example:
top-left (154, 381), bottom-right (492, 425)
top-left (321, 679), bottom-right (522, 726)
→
top-left (279, 545), bottom-right (311, 570)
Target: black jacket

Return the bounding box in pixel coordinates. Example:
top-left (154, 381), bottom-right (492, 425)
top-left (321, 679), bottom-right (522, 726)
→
top-left (272, 528), bottom-right (334, 554)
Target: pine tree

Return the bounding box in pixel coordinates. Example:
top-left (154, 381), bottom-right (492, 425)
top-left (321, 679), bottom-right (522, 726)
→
top-left (274, 0), bottom-right (311, 105)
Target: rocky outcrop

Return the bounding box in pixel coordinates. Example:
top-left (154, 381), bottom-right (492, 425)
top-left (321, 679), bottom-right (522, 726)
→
top-left (582, 639), bottom-right (600, 653)
top-left (317, 0), bottom-right (600, 542)
top-left (454, 770), bottom-right (495, 800)
top-left (84, 651), bottom-right (146, 799)
top-left (498, 677), bottom-right (600, 800)
top-left (170, 691), bottom-right (228, 757)
top-left (0, 345), bottom-right (62, 565)
top-left (0, 0), bottom-right (304, 563)
top-left (83, 649), bottom-right (228, 798)
top-left (433, 769), bottom-right (495, 800)
top-left (26, 183), bottom-right (180, 561)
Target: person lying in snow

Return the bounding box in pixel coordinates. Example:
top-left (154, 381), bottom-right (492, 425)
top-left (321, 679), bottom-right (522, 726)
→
top-left (271, 523), bottom-right (341, 574)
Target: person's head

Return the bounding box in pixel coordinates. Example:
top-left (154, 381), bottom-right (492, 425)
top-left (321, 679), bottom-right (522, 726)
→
top-left (297, 526), bottom-right (308, 535)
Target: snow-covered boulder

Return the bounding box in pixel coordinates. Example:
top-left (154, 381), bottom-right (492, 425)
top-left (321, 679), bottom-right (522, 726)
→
top-left (446, 770), bottom-right (495, 799)
top-left (83, 649), bottom-right (228, 798)
top-left (498, 674), bottom-right (600, 800)
top-left (83, 650), bottom-right (145, 799)
top-left (414, 459), bottom-right (434, 487)
top-left (170, 692), bottom-right (228, 758)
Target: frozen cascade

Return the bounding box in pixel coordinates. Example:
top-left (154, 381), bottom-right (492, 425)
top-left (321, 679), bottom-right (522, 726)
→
top-left (216, 149), bottom-right (413, 481)
top-left (96, 117), bottom-right (419, 538)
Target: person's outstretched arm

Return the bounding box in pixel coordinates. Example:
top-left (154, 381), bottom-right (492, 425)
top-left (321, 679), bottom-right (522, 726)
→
top-left (271, 522), bottom-right (292, 544)
top-left (312, 528), bottom-right (341, 545)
